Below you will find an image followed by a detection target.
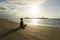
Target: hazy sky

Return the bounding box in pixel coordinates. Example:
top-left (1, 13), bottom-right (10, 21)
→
top-left (0, 0), bottom-right (60, 18)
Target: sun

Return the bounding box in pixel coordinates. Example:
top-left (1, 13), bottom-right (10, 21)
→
top-left (29, 3), bottom-right (40, 17)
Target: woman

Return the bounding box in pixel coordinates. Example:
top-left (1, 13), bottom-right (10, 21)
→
top-left (20, 18), bottom-right (24, 29)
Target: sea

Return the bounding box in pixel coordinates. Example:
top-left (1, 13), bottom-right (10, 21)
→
top-left (8, 18), bottom-right (60, 27)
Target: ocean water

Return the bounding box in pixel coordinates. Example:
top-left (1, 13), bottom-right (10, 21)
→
top-left (8, 18), bottom-right (60, 27)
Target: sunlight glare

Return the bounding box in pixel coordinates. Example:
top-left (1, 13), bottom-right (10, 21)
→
top-left (31, 19), bottom-right (38, 25)
top-left (29, 3), bottom-right (40, 17)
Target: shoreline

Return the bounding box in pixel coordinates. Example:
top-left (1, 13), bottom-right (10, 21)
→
top-left (0, 19), bottom-right (60, 40)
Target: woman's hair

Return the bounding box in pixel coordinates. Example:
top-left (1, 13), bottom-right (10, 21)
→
top-left (20, 18), bottom-right (23, 20)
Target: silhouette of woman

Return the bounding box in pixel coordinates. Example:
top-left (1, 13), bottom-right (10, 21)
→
top-left (20, 18), bottom-right (24, 28)
top-left (20, 18), bottom-right (27, 29)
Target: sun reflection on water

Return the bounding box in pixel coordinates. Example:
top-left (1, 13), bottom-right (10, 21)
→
top-left (31, 19), bottom-right (39, 25)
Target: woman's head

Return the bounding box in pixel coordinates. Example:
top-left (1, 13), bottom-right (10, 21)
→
top-left (20, 18), bottom-right (23, 20)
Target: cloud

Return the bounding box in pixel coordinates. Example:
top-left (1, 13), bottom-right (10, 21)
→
top-left (0, 0), bottom-right (7, 2)
top-left (0, 6), bottom-right (6, 10)
top-left (0, 0), bottom-right (47, 18)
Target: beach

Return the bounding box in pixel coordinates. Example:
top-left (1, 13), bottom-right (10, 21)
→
top-left (0, 19), bottom-right (60, 40)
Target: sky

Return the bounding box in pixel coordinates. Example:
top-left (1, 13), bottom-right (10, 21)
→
top-left (0, 0), bottom-right (60, 18)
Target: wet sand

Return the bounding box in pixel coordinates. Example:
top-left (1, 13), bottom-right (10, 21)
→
top-left (0, 19), bottom-right (60, 40)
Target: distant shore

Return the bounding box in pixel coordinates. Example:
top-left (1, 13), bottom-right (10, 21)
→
top-left (24, 18), bottom-right (48, 19)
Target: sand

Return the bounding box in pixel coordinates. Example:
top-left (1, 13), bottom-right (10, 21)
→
top-left (0, 19), bottom-right (60, 40)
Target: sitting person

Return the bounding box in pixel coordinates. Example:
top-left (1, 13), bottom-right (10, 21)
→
top-left (20, 18), bottom-right (26, 29)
